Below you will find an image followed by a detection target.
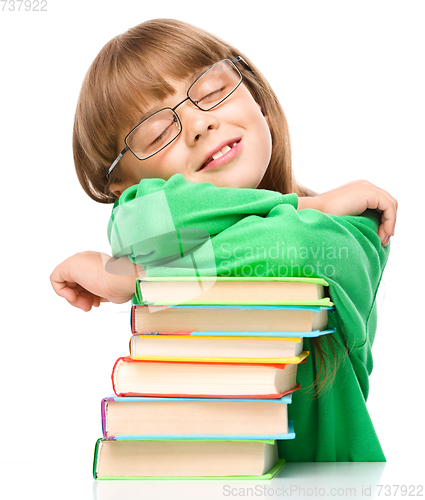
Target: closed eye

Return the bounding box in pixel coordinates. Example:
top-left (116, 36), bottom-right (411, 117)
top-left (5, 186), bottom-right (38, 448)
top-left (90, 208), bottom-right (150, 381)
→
top-left (150, 120), bottom-right (178, 147)
top-left (197, 87), bottom-right (225, 104)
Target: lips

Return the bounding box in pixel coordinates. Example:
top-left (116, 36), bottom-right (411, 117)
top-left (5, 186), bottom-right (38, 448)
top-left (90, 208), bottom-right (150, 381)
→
top-left (198, 139), bottom-right (241, 171)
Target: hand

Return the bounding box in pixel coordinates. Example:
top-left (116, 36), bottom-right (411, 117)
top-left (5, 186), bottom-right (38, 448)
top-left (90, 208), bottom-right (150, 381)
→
top-left (299, 180), bottom-right (398, 246)
top-left (50, 251), bottom-right (137, 311)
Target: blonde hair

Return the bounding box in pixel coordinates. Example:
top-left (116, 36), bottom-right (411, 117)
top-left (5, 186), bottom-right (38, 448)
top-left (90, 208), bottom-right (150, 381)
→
top-left (73, 18), bottom-right (338, 395)
top-left (73, 18), bottom-right (314, 203)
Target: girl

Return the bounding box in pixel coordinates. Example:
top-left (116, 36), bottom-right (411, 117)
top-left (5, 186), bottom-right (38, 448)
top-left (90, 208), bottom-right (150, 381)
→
top-left (51, 19), bottom-right (397, 462)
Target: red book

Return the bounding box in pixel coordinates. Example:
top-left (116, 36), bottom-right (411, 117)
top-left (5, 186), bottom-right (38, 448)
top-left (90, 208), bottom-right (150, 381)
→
top-left (112, 356), bottom-right (301, 399)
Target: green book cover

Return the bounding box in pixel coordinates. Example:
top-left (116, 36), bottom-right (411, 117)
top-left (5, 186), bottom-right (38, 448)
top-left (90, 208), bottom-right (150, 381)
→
top-left (135, 276), bottom-right (332, 306)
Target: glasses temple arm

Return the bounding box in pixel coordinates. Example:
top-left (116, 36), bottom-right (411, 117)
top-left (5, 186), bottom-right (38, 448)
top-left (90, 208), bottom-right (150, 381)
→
top-left (232, 56), bottom-right (253, 72)
top-left (107, 146), bottom-right (130, 179)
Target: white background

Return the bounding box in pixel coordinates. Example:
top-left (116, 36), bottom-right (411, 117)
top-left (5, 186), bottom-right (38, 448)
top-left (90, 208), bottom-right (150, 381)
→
top-left (0, 1), bottom-right (424, 499)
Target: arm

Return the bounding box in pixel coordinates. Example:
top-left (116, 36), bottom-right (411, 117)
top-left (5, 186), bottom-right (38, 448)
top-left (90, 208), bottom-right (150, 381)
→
top-left (297, 180), bottom-right (397, 246)
top-left (50, 251), bottom-right (137, 312)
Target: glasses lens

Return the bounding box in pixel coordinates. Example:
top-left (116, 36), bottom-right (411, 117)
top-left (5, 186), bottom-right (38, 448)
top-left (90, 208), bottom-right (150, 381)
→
top-left (126, 109), bottom-right (181, 159)
top-left (189, 59), bottom-right (242, 111)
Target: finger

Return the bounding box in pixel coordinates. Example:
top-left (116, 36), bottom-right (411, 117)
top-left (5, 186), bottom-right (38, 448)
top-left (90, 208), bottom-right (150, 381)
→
top-left (77, 290), bottom-right (96, 311)
top-left (377, 224), bottom-right (388, 246)
top-left (55, 283), bottom-right (93, 312)
top-left (52, 281), bottom-right (78, 303)
top-left (382, 201), bottom-right (397, 237)
top-left (50, 264), bottom-right (76, 298)
top-left (66, 290), bottom-right (94, 312)
top-left (372, 185), bottom-right (398, 211)
top-left (92, 294), bottom-right (101, 307)
top-left (378, 225), bottom-right (390, 246)
top-left (381, 212), bottom-right (395, 238)
top-left (377, 192), bottom-right (398, 227)
top-left (368, 191), bottom-right (397, 237)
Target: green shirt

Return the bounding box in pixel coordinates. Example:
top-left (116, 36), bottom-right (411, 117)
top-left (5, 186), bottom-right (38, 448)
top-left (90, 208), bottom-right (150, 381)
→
top-left (108, 174), bottom-right (389, 462)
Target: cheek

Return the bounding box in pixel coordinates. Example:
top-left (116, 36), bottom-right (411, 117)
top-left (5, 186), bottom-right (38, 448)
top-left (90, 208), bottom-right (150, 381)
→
top-left (237, 88), bottom-right (272, 149)
top-left (251, 107), bottom-right (273, 163)
top-left (122, 148), bottom-right (174, 182)
top-left (148, 146), bottom-right (185, 179)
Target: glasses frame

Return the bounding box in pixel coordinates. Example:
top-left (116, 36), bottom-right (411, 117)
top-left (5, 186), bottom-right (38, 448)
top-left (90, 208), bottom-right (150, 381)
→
top-left (106, 56), bottom-right (251, 179)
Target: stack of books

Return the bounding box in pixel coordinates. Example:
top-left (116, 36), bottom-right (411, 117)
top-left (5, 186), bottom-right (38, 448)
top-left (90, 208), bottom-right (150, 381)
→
top-left (93, 277), bottom-right (334, 480)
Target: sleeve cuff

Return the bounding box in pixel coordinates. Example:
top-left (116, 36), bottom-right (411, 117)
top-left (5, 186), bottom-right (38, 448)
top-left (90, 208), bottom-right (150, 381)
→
top-left (279, 192), bottom-right (299, 210)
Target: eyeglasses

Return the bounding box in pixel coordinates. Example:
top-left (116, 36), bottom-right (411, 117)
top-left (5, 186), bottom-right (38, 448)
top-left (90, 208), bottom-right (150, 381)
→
top-left (106, 56), bottom-right (251, 179)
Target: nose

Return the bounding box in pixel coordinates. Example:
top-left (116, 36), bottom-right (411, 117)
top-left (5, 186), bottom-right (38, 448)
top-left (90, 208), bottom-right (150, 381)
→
top-left (179, 104), bottom-right (220, 145)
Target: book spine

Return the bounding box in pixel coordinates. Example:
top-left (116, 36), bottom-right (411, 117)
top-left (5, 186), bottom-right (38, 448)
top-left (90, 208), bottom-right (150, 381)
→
top-left (135, 279), bottom-right (144, 305)
top-left (129, 335), bottom-right (135, 357)
top-left (92, 438), bottom-right (102, 479)
top-left (101, 398), bottom-right (114, 438)
top-left (131, 305), bottom-right (136, 334)
top-left (111, 358), bottom-right (125, 397)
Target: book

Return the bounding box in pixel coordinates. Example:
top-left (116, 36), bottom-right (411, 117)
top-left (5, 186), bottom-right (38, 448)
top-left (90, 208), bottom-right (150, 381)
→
top-left (112, 357), bottom-right (302, 398)
top-left (93, 438), bottom-right (284, 479)
top-left (102, 395), bottom-right (296, 439)
top-left (131, 304), bottom-right (332, 334)
top-left (130, 334), bottom-right (305, 361)
top-left (93, 276), bottom-right (334, 480)
top-left (135, 276), bottom-right (333, 306)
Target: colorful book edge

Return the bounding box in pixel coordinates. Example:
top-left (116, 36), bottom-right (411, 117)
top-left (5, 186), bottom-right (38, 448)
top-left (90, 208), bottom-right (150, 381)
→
top-left (129, 350), bottom-right (309, 365)
top-left (130, 328), bottom-right (336, 338)
top-left (103, 393), bottom-right (294, 403)
top-left (133, 304), bottom-right (334, 311)
top-left (105, 422), bottom-right (295, 441)
top-left (138, 276), bottom-right (329, 284)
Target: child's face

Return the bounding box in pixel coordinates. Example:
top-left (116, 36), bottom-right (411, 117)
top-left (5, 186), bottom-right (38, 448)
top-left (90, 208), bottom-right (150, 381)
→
top-left (109, 76), bottom-right (272, 197)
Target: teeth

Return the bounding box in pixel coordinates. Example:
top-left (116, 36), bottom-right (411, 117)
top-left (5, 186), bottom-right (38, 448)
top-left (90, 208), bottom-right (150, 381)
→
top-left (212, 151), bottom-right (224, 160)
top-left (212, 144), bottom-right (232, 160)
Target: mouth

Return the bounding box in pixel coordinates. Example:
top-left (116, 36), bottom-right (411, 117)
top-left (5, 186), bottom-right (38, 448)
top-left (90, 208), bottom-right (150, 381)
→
top-left (197, 139), bottom-right (242, 172)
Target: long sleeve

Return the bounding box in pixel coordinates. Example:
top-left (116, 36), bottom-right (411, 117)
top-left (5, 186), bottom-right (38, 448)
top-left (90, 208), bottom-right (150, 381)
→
top-left (108, 173), bottom-right (389, 461)
top-left (108, 173), bottom-right (297, 264)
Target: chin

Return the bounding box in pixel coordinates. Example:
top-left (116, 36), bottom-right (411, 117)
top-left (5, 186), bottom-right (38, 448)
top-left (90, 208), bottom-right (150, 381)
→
top-left (230, 175), bottom-right (264, 190)
top-left (198, 169), bottom-right (264, 190)
top-left (217, 179), bottom-right (257, 189)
